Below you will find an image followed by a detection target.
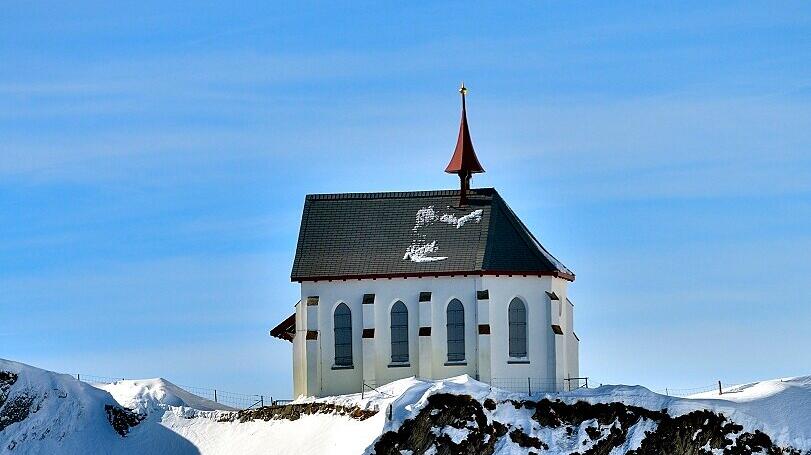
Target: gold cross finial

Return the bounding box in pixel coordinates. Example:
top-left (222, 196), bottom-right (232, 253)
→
top-left (459, 82), bottom-right (468, 96)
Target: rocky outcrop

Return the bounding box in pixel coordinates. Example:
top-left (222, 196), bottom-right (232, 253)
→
top-left (105, 404), bottom-right (145, 436)
top-left (372, 393), bottom-right (507, 455)
top-left (521, 397), bottom-right (806, 455)
top-left (233, 401), bottom-right (378, 423)
top-left (371, 394), bottom-right (807, 455)
top-left (0, 372), bottom-right (17, 411)
top-left (2, 368), bottom-right (144, 440)
top-left (0, 372), bottom-right (34, 433)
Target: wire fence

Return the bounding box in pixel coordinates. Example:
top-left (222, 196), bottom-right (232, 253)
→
top-left (74, 373), bottom-right (288, 410)
top-left (654, 383), bottom-right (720, 397)
top-left (487, 377), bottom-right (739, 399)
top-left (74, 370), bottom-right (737, 408)
top-left (490, 377), bottom-right (589, 394)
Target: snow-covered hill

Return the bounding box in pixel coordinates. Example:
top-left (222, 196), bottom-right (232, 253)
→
top-left (95, 378), bottom-right (234, 414)
top-left (0, 359), bottom-right (201, 454)
top-left (1, 358), bottom-right (809, 454)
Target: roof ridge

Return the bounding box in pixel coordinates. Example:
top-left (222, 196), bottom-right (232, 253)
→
top-left (492, 193), bottom-right (574, 277)
top-left (305, 187), bottom-right (496, 201)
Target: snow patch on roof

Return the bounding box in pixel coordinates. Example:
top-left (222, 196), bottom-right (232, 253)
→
top-left (412, 206), bottom-right (438, 231)
top-left (439, 209), bottom-right (482, 228)
top-left (403, 241), bottom-right (448, 263)
top-left (404, 206), bottom-right (482, 263)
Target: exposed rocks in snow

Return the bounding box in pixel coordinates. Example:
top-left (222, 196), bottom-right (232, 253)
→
top-left (508, 428), bottom-right (547, 451)
top-left (233, 402), bottom-right (378, 423)
top-left (369, 379), bottom-right (810, 455)
top-left (0, 360), bottom-right (204, 454)
top-left (371, 393), bottom-right (507, 455)
top-left (0, 384), bottom-right (33, 433)
top-left (104, 404), bottom-right (144, 437)
top-left (3, 360), bottom-right (811, 455)
top-left (516, 397), bottom-right (808, 455)
top-left (373, 393), bottom-right (806, 455)
top-left (0, 372), bottom-right (17, 411)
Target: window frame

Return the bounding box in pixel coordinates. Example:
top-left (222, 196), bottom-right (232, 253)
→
top-left (446, 299), bottom-right (466, 363)
top-left (508, 297), bottom-right (528, 359)
top-left (390, 301), bottom-right (409, 364)
top-left (333, 303), bottom-right (353, 368)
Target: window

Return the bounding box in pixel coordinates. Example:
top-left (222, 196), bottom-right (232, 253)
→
top-left (333, 303), bottom-right (353, 366)
top-left (509, 298), bottom-right (527, 358)
top-left (446, 299), bottom-right (465, 362)
top-left (390, 301), bottom-right (409, 363)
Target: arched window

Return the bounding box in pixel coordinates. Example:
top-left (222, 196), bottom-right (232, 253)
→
top-left (509, 298), bottom-right (527, 358)
top-left (390, 301), bottom-right (409, 363)
top-left (446, 299), bottom-right (465, 362)
top-left (333, 303), bottom-right (353, 366)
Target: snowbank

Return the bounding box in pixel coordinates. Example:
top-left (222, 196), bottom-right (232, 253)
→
top-left (687, 376), bottom-right (811, 451)
top-left (366, 375), bottom-right (811, 454)
top-left (96, 378), bottom-right (234, 414)
top-left (2, 358), bottom-right (809, 454)
top-left (0, 359), bottom-right (200, 454)
top-left (0, 358), bottom-right (393, 454)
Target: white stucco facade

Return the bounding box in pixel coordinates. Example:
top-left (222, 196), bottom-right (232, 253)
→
top-left (291, 275), bottom-right (579, 397)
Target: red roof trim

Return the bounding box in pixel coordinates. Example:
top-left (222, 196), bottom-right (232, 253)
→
top-left (293, 269), bottom-right (574, 283)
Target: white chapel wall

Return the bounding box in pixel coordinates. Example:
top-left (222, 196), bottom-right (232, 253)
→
top-left (294, 274), bottom-right (578, 397)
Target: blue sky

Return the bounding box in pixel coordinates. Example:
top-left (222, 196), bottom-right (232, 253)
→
top-left (2, 1), bottom-right (810, 397)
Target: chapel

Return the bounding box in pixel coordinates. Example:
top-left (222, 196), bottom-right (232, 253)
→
top-left (271, 85), bottom-right (579, 397)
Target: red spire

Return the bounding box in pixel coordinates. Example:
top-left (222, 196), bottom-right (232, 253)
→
top-left (445, 82), bottom-right (485, 175)
top-left (446, 83), bottom-right (484, 206)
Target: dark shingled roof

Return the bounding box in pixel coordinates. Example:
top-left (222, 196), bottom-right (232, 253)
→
top-left (290, 188), bottom-right (573, 282)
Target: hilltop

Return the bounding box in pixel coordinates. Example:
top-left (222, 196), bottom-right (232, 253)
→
top-left (1, 358), bottom-right (809, 454)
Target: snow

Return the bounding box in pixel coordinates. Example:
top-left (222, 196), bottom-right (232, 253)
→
top-left (95, 378), bottom-right (234, 414)
top-left (0, 359), bottom-right (202, 454)
top-left (435, 425), bottom-right (469, 444)
top-left (404, 206), bottom-right (483, 263)
top-left (686, 376), bottom-right (811, 451)
top-left (1, 358), bottom-right (396, 454)
top-left (3, 358), bottom-right (810, 454)
top-left (412, 207), bottom-right (438, 231)
top-left (615, 418), bottom-right (658, 453)
top-left (538, 377), bottom-right (811, 452)
top-left (439, 209), bottom-right (482, 228)
top-left (402, 241), bottom-right (447, 263)
top-left (370, 374), bottom-right (811, 453)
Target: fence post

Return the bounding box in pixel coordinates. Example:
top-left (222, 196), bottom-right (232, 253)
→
top-left (585, 377), bottom-right (589, 389)
top-left (77, 373), bottom-right (80, 381)
top-left (718, 381), bottom-right (722, 395)
top-left (214, 389), bottom-right (218, 403)
top-left (260, 395), bottom-right (264, 407)
top-left (527, 377), bottom-right (531, 395)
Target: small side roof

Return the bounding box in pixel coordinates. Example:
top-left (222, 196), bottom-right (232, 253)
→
top-left (269, 313), bottom-right (295, 342)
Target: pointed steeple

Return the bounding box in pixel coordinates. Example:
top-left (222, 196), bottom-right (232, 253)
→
top-left (445, 83), bottom-right (484, 205)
